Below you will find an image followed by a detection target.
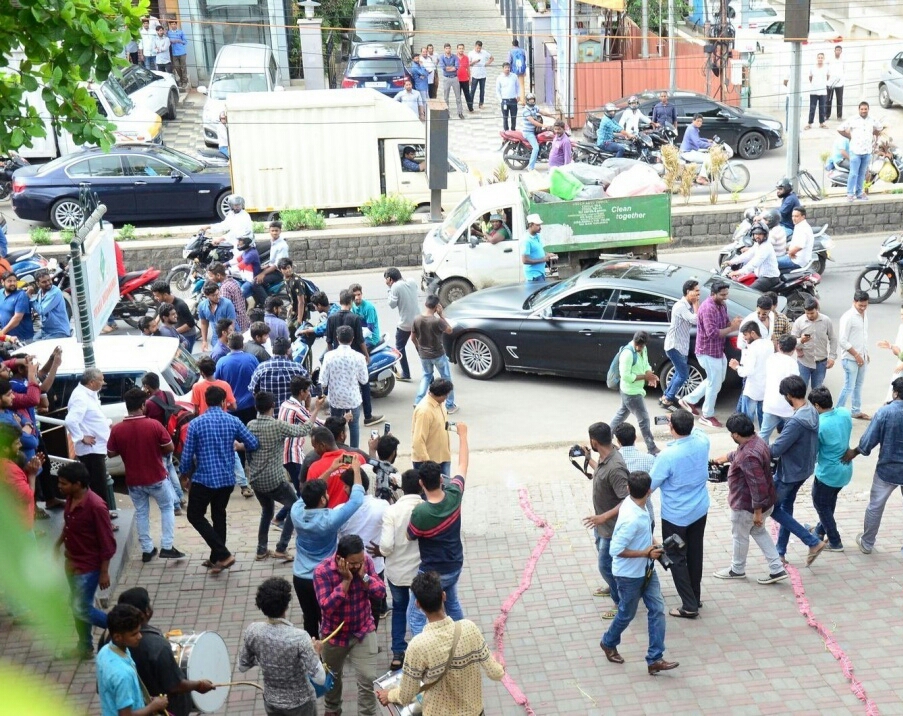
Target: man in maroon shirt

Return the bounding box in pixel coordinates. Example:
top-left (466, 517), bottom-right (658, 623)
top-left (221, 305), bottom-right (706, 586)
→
top-left (56, 461), bottom-right (117, 660)
top-left (141, 372), bottom-right (185, 514)
top-left (108, 389), bottom-right (186, 563)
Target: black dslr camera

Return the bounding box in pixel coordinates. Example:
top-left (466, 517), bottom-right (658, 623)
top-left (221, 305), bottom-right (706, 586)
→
top-left (568, 445), bottom-right (592, 479)
top-left (655, 534), bottom-right (686, 570)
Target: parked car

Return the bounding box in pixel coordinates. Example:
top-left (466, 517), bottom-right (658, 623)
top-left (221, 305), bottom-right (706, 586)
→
top-left (17, 336), bottom-right (198, 475)
top-left (442, 260), bottom-right (767, 395)
top-left (582, 90), bottom-right (783, 160)
top-left (113, 64), bottom-right (180, 120)
top-left (341, 43), bottom-right (412, 96)
top-left (751, 16), bottom-right (843, 52)
top-left (11, 144), bottom-right (233, 230)
top-left (879, 52), bottom-right (903, 109)
top-left (198, 43), bottom-right (284, 147)
top-left (351, 5), bottom-right (411, 51)
top-left (355, 0), bottom-right (415, 35)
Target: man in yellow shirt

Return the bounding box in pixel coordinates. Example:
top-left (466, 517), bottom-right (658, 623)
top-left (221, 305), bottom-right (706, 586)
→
top-left (411, 379), bottom-right (453, 476)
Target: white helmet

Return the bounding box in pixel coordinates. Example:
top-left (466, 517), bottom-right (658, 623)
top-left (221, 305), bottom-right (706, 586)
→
top-left (604, 102), bottom-right (617, 117)
top-left (627, 95), bottom-right (639, 107)
top-left (525, 92), bottom-right (536, 101)
top-left (227, 194), bottom-right (245, 212)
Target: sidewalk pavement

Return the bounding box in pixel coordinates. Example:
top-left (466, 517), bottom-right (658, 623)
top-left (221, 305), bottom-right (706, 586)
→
top-left (3, 430), bottom-right (902, 715)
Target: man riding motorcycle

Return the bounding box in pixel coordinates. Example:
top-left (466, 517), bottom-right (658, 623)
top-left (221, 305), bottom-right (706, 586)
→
top-left (775, 178), bottom-right (801, 237)
top-left (596, 103), bottom-right (630, 158)
top-left (729, 222), bottom-right (781, 291)
top-left (620, 95), bottom-right (651, 137)
top-left (198, 194), bottom-right (254, 259)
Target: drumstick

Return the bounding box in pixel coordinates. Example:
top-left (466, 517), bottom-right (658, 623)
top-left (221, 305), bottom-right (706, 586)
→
top-left (210, 681), bottom-right (263, 690)
top-left (322, 621), bottom-right (345, 643)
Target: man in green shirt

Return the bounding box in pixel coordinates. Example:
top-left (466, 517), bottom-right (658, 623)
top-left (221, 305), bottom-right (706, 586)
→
top-left (808, 386), bottom-right (852, 551)
top-left (350, 282), bottom-right (382, 350)
top-left (610, 331), bottom-right (661, 456)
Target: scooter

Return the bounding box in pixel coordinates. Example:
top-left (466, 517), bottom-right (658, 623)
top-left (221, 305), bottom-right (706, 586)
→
top-left (0, 152), bottom-right (28, 201)
top-left (499, 128), bottom-right (556, 170)
top-left (828, 151), bottom-right (903, 188)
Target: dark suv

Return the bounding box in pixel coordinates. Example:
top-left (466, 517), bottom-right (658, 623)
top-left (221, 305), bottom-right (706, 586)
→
top-left (341, 43), bottom-right (412, 97)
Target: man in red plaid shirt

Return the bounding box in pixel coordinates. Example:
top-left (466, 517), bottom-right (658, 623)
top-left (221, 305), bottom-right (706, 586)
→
top-left (314, 533), bottom-right (386, 715)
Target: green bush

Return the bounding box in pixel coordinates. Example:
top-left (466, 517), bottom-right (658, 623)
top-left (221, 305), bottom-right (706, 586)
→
top-left (280, 208), bottom-right (326, 231)
top-left (58, 229), bottom-right (76, 243)
top-left (117, 223), bottom-right (137, 241)
top-left (252, 221), bottom-right (266, 234)
top-left (360, 194), bottom-right (416, 226)
top-left (29, 227), bottom-right (52, 245)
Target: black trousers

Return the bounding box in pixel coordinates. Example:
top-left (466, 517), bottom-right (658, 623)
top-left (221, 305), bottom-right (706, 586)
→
top-left (459, 80), bottom-right (473, 111)
top-left (808, 94), bottom-right (826, 125)
top-left (395, 328), bottom-right (411, 379)
top-left (501, 98), bottom-right (518, 130)
top-left (187, 482), bottom-right (234, 563)
top-left (293, 575), bottom-right (321, 638)
top-left (36, 436), bottom-right (60, 504)
top-left (78, 453), bottom-right (114, 510)
top-left (661, 514), bottom-right (707, 612)
top-left (826, 86), bottom-right (844, 120)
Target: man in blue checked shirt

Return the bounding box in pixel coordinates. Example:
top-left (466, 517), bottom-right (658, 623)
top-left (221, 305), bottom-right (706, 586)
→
top-left (181, 385), bottom-right (260, 574)
top-left (596, 103), bottom-right (629, 158)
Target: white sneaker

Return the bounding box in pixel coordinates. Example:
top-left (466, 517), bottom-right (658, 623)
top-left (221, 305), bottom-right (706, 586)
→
top-left (757, 570), bottom-right (789, 584)
top-left (713, 568), bottom-right (746, 580)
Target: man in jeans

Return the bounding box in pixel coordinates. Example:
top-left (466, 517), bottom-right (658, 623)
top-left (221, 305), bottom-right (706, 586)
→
top-left (680, 280), bottom-right (742, 428)
top-left (407, 424), bottom-right (469, 637)
top-left (412, 295), bottom-right (458, 412)
top-left (610, 331), bottom-right (660, 455)
top-left (791, 296), bottom-right (837, 390)
top-left (712, 413), bottom-right (787, 584)
top-left (107, 389), bottom-right (185, 563)
top-left (660, 279), bottom-right (698, 411)
top-left (321, 325), bottom-right (369, 449)
top-left (384, 267), bottom-right (418, 382)
top-left (769, 375), bottom-right (827, 566)
top-left (599, 471), bottom-right (678, 674)
top-left (837, 290), bottom-right (871, 419)
top-left (808, 386), bottom-right (852, 552)
top-left (411, 379), bottom-right (453, 476)
top-left (581, 422), bottom-right (629, 621)
top-left (843, 377), bottom-right (903, 554)
top-left (468, 40), bottom-right (493, 109)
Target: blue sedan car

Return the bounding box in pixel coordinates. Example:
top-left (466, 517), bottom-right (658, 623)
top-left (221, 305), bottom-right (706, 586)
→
top-left (341, 43), bottom-right (412, 97)
top-left (11, 144), bottom-right (233, 230)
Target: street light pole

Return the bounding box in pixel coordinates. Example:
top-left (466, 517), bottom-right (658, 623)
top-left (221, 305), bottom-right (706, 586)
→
top-left (785, 41), bottom-right (802, 188)
top-left (668, 0), bottom-right (676, 91)
top-left (69, 197), bottom-right (107, 370)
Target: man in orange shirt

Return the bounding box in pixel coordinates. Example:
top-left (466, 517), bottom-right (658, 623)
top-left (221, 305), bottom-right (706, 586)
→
top-left (191, 357), bottom-right (237, 415)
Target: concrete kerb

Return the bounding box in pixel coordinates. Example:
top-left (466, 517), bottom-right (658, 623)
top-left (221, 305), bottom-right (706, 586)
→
top-left (7, 193), bottom-right (902, 274)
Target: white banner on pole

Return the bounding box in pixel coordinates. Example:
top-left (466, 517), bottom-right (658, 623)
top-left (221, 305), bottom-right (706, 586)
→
top-left (72, 226), bottom-right (119, 342)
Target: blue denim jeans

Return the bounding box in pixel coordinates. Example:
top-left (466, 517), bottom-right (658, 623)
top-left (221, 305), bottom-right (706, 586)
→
top-left (165, 454), bottom-right (183, 506)
top-left (739, 395), bottom-right (763, 428)
top-left (777, 254), bottom-right (802, 272)
top-left (798, 360), bottom-right (827, 391)
top-left (69, 570), bottom-right (108, 652)
top-left (758, 412), bottom-right (786, 443)
top-left (253, 481), bottom-right (297, 554)
top-left (408, 567), bottom-right (463, 637)
top-left (811, 478), bottom-right (844, 548)
top-left (684, 354), bottom-right (726, 419)
top-left (524, 131), bottom-right (540, 170)
top-left (601, 570), bottom-right (666, 666)
top-left (412, 461), bottom-right (452, 477)
top-left (596, 536), bottom-right (620, 605)
top-left (330, 405), bottom-right (362, 448)
top-left (837, 358), bottom-right (866, 414)
top-left (233, 452), bottom-right (249, 487)
top-left (848, 152), bottom-right (869, 197)
top-left (128, 479), bottom-right (175, 553)
top-left (599, 140), bottom-right (625, 158)
top-left (772, 479), bottom-right (821, 556)
top-left (388, 580), bottom-right (411, 655)
top-left (414, 355), bottom-right (456, 408)
top-left (663, 348), bottom-right (689, 401)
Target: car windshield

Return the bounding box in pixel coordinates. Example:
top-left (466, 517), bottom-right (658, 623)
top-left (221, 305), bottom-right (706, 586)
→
top-left (101, 80), bottom-right (135, 117)
top-left (810, 21), bottom-right (833, 32)
top-left (525, 274), bottom-right (581, 308)
top-left (436, 197), bottom-right (474, 243)
top-left (164, 346), bottom-right (200, 396)
top-left (142, 145), bottom-right (205, 173)
top-left (354, 19), bottom-right (406, 42)
top-left (210, 72), bottom-right (269, 99)
top-left (349, 59), bottom-right (403, 76)
top-left (364, 0), bottom-right (406, 11)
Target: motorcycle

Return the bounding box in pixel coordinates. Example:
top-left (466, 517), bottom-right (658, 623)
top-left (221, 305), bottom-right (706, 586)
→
top-left (682, 136), bottom-right (751, 193)
top-left (828, 150), bottom-right (903, 188)
top-left (855, 233), bottom-right (903, 304)
top-left (499, 128), bottom-right (555, 170)
top-left (0, 152), bottom-right (28, 201)
top-left (720, 259), bottom-right (821, 321)
top-left (7, 246), bottom-right (50, 285)
top-left (572, 123), bottom-right (678, 166)
top-left (111, 267), bottom-right (161, 328)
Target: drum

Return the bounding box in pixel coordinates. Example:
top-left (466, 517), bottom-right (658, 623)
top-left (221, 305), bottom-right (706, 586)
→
top-left (168, 632), bottom-right (232, 712)
top-left (373, 670), bottom-right (423, 716)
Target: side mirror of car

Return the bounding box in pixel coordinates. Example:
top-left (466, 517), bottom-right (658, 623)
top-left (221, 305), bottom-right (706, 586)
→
top-left (170, 170), bottom-right (183, 181)
top-left (717, 110), bottom-right (731, 119)
top-left (469, 234), bottom-right (480, 248)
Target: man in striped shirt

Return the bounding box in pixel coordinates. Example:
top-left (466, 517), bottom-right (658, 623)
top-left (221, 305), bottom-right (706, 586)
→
top-left (274, 376), bottom-right (323, 529)
top-left (660, 279), bottom-right (699, 410)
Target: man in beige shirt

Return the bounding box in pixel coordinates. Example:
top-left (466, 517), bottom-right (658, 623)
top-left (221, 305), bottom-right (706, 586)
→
top-left (411, 379), bottom-right (453, 475)
top-left (377, 571), bottom-right (504, 716)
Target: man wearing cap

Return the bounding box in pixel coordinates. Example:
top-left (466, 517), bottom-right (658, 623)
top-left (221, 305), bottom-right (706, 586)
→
top-left (475, 214), bottom-right (511, 245)
top-left (522, 215), bottom-right (557, 282)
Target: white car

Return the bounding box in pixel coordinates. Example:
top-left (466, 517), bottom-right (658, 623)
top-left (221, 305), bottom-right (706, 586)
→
top-left (879, 52), bottom-right (903, 108)
top-left (749, 16), bottom-right (843, 53)
top-left (114, 64), bottom-right (180, 120)
top-left (18, 336), bottom-right (198, 475)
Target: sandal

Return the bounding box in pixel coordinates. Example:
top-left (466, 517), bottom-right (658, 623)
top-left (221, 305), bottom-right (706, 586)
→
top-left (255, 551), bottom-right (273, 561)
top-left (669, 608), bottom-right (698, 619)
top-left (592, 585), bottom-right (611, 597)
top-left (273, 551), bottom-right (292, 561)
top-left (852, 412), bottom-right (871, 421)
top-left (210, 555), bottom-right (236, 575)
top-left (601, 609), bottom-right (617, 620)
top-left (389, 654), bottom-right (404, 671)
top-left (202, 559), bottom-right (214, 568)
top-left (34, 508), bottom-right (51, 520)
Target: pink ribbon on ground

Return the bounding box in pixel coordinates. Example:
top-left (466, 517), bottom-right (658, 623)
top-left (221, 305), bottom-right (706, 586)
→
top-left (770, 524), bottom-right (880, 715)
top-left (492, 488), bottom-right (555, 716)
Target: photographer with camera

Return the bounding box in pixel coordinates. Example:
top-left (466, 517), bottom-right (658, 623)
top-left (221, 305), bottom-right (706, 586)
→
top-left (580, 422), bottom-right (630, 620)
top-left (649, 409), bottom-right (710, 619)
top-left (600, 471), bottom-right (679, 674)
top-left (711, 413), bottom-right (788, 585)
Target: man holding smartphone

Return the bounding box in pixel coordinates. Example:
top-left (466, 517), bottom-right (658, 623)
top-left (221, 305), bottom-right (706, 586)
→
top-left (791, 297), bottom-right (837, 390)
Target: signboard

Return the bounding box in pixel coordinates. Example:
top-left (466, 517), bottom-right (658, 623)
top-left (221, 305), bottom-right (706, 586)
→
top-left (71, 225), bottom-right (118, 341)
top-left (530, 193), bottom-right (672, 253)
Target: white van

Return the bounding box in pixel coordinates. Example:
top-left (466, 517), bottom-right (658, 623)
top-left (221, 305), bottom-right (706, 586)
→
top-left (19, 336), bottom-right (198, 475)
top-left (199, 43), bottom-right (284, 147)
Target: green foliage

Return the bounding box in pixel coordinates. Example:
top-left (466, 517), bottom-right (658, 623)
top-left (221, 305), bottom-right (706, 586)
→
top-left (29, 226), bottom-right (52, 244)
top-left (318, 0), bottom-right (357, 30)
top-left (116, 223), bottom-right (136, 241)
top-left (280, 208), bottom-right (326, 231)
top-left (361, 194), bottom-right (416, 226)
top-left (626, 0), bottom-right (691, 34)
top-left (0, 0), bottom-right (147, 153)
top-left (252, 221), bottom-right (266, 234)
top-left (58, 228), bottom-right (75, 243)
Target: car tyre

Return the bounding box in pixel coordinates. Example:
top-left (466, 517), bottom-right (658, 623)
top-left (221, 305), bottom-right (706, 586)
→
top-left (879, 84), bottom-right (893, 109)
top-left (659, 359), bottom-right (704, 400)
top-left (456, 332), bottom-right (503, 380)
top-left (438, 278), bottom-right (473, 306)
top-left (166, 89), bottom-right (178, 120)
top-left (736, 131), bottom-right (766, 160)
top-left (215, 190), bottom-right (232, 220)
top-left (50, 198), bottom-right (85, 230)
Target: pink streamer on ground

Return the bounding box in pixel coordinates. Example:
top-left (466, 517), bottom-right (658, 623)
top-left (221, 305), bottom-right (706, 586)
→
top-left (492, 488), bottom-right (554, 716)
top-left (770, 524), bottom-right (880, 715)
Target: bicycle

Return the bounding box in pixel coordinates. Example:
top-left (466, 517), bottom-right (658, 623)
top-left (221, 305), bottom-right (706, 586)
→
top-left (793, 168), bottom-right (823, 201)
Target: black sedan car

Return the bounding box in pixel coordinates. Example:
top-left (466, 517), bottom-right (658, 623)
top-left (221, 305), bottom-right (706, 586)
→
top-left (11, 144), bottom-right (232, 230)
top-left (582, 90), bottom-right (784, 160)
top-left (442, 260), bottom-right (766, 397)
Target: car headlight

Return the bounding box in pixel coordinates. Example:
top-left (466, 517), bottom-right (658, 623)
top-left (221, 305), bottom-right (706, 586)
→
top-left (761, 120), bottom-right (782, 130)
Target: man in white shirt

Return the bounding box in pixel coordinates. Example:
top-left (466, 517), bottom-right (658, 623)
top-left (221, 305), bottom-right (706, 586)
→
top-left (139, 16), bottom-right (159, 70)
top-left (760, 335), bottom-right (800, 442)
top-left (805, 52), bottom-right (829, 129)
top-left (730, 223), bottom-right (780, 291)
top-left (321, 325), bottom-right (369, 448)
top-left (65, 368), bottom-right (116, 511)
top-left (152, 25), bottom-right (171, 73)
top-left (837, 290), bottom-right (871, 419)
top-left (468, 40), bottom-right (493, 109)
top-left (419, 46), bottom-right (436, 98)
top-left (838, 101), bottom-right (884, 200)
top-left (496, 62), bottom-right (520, 131)
top-left (736, 294), bottom-right (774, 352)
top-left (730, 322), bottom-right (774, 428)
top-left (619, 96), bottom-right (651, 137)
top-left (826, 45), bottom-right (845, 120)
top-left (777, 206), bottom-right (814, 272)
top-left (394, 79), bottom-right (425, 120)
top-left (199, 194), bottom-right (253, 256)
top-left (214, 112), bottom-right (229, 159)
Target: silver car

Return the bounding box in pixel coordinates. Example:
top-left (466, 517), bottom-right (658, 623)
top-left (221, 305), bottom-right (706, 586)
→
top-left (879, 52), bottom-right (903, 109)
